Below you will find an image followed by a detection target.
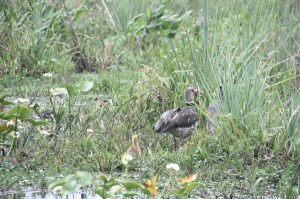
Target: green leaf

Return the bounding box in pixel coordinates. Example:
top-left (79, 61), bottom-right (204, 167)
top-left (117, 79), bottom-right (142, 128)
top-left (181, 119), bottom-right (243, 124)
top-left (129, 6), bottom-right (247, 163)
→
top-left (95, 189), bottom-right (112, 199)
top-left (99, 175), bottom-right (108, 183)
top-left (64, 84), bottom-right (78, 96)
top-left (122, 191), bottom-right (141, 197)
top-left (0, 121), bottom-right (14, 134)
top-left (103, 181), bottom-right (120, 190)
top-left (142, 188), bottom-right (152, 196)
top-left (48, 175), bottom-right (74, 190)
top-left (178, 10), bottom-right (192, 21)
top-left (0, 106), bottom-right (31, 120)
top-left (0, 94), bottom-right (13, 105)
top-left (76, 81), bottom-right (93, 92)
top-left (184, 182), bottom-right (201, 193)
top-left (169, 189), bottom-right (187, 198)
top-left (122, 181), bottom-right (144, 190)
top-left (63, 180), bottom-right (77, 192)
top-left (75, 171), bottom-right (93, 185)
top-left (23, 117), bottom-right (49, 126)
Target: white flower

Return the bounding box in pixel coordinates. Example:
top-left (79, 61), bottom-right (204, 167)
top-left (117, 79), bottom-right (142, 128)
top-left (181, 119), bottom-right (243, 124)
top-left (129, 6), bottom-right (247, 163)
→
top-left (7, 120), bottom-right (16, 127)
top-left (16, 98), bottom-right (30, 105)
top-left (50, 88), bottom-right (68, 96)
top-left (43, 73), bottom-right (53, 78)
top-left (121, 153), bottom-right (133, 165)
top-left (86, 129), bottom-right (93, 133)
top-left (166, 163), bottom-right (180, 172)
top-left (110, 185), bottom-right (123, 193)
top-left (40, 130), bottom-right (51, 136)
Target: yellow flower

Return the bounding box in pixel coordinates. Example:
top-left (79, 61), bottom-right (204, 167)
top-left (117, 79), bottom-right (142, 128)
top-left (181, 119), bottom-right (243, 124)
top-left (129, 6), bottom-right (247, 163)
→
top-left (144, 175), bottom-right (157, 198)
top-left (180, 173), bottom-right (198, 185)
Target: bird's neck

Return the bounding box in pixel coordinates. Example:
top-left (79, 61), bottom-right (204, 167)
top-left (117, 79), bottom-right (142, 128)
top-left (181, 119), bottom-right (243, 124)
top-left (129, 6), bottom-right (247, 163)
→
top-left (186, 102), bottom-right (195, 106)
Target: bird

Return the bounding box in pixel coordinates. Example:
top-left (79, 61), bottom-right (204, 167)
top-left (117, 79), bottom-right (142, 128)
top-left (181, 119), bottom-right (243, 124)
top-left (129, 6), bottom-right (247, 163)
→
top-left (206, 86), bottom-right (224, 133)
top-left (155, 87), bottom-right (199, 149)
top-left (127, 135), bottom-right (142, 157)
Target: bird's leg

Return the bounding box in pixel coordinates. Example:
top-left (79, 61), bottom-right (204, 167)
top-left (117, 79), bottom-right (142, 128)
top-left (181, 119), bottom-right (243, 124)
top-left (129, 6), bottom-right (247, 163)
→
top-left (173, 136), bottom-right (178, 150)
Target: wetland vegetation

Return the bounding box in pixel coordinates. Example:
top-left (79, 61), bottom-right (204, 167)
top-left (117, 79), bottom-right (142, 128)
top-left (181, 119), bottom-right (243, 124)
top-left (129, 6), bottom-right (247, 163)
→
top-left (0, 0), bottom-right (299, 198)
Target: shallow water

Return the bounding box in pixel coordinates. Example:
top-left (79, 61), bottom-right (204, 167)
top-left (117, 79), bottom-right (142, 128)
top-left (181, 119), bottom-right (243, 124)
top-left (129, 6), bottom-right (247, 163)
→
top-left (0, 189), bottom-right (101, 199)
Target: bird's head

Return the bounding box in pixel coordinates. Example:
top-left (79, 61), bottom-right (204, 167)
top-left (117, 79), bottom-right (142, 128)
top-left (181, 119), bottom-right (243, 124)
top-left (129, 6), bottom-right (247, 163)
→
top-left (132, 135), bottom-right (139, 145)
top-left (184, 87), bottom-right (197, 104)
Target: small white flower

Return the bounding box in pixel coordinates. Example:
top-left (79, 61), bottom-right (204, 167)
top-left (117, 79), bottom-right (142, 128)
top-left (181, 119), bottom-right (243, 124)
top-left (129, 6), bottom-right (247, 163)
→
top-left (166, 163), bottom-right (180, 172)
top-left (16, 98), bottom-right (30, 105)
top-left (7, 120), bottom-right (16, 127)
top-left (50, 88), bottom-right (68, 96)
top-left (110, 185), bottom-right (123, 193)
top-left (86, 129), bottom-right (93, 133)
top-left (121, 153), bottom-right (133, 165)
top-left (40, 130), bottom-right (51, 136)
top-left (43, 73), bottom-right (53, 78)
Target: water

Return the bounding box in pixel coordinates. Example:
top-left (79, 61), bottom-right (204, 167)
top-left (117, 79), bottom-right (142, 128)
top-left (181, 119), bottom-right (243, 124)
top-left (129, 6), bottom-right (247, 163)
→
top-left (0, 189), bottom-right (101, 199)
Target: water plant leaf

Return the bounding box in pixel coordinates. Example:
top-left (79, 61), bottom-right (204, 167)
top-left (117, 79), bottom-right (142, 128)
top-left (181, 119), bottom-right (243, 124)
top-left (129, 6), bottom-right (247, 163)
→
top-left (64, 84), bottom-right (77, 95)
top-left (75, 171), bottom-right (93, 185)
top-left (0, 106), bottom-right (31, 120)
top-left (95, 189), bottom-right (112, 198)
top-left (180, 173), bottom-right (198, 185)
top-left (99, 175), bottom-right (108, 183)
top-left (0, 94), bottom-right (13, 105)
top-left (122, 181), bottom-right (144, 190)
top-left (76, 81), bottom-right (93, 92)
top-left (103, 180), bottom-right (120, 190)
top-left (62, 180), bottom-right (77, 191)
top-left (122, 191), bottom-right (141, 197)
top-left (48, 174), bottom-right (74, 190)
top-left (23, 117), bottom-right (50, 126)
top-left (144, 175), bottom-right (157, 197)
top-left (184, 182), bottom-right (201, 193)
top-left (0, 118), bottom-right (16, 134)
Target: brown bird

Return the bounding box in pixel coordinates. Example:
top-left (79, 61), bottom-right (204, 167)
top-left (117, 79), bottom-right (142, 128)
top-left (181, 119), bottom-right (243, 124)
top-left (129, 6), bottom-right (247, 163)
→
top-left (155, 87), bottom-right (199, 149)
top-left (127, 135), bottom-right (142, 157)
top-left (206, 86), bottom-right (223, 133)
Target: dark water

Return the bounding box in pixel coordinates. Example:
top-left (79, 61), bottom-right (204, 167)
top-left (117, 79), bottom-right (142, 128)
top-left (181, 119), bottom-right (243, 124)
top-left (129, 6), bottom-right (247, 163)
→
top-left (0, 189), bottom-right (101, 199)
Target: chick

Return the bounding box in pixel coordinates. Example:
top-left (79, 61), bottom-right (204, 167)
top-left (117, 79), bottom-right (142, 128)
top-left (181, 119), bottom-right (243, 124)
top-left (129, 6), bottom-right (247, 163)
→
top-left (127, 135), bottom-right (141, 157)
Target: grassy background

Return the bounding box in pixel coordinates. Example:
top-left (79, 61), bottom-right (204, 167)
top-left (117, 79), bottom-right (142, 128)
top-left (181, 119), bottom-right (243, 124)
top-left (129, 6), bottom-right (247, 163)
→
top-left (0, 0), bottom-right (299, 197)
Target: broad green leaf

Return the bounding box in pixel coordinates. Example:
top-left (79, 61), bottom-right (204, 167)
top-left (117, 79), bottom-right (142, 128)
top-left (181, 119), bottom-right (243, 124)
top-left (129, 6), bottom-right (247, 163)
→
top-left (184, 182), bottom-right (201, 193)
top-left (75, 171), bottom-right (93, 185)
top-left (64, 84), bottom-right (77, 96)
top-left (122, 181), bottom-right (143, 190)
top-left (103, 181), bottom-right (120, 190)
top-left (170, 191), bottom-right (187, 199)
top-left (0, 106), bottom-right (31, 120)
top-left (0, 120), bottom-right (14, 134)
top-left (76, 81), bottom-right (93, 92)
top-left (95, 189), bottom-right (112, 198)
top-left (99, 175), bottom-right (108, 183)
top-left (23, 117), bottom-right (49, 126)
top-left (0, 94), bottom-right (13, 105)
top-left (48, 175), bottom-right (74, 190)
top-left (122, 191), bottom-right (141, 197)
top-left (142, 187), bottom-right (152, 196)
top-left (63, 180), bottom-right (77, 191)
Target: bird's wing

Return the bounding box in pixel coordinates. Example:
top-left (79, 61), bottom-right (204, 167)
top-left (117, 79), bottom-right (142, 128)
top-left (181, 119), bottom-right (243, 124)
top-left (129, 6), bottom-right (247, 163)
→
top-left (155, 108), bottom-right (180, 133)
top-left (173, 106), bottom-right (199, 128)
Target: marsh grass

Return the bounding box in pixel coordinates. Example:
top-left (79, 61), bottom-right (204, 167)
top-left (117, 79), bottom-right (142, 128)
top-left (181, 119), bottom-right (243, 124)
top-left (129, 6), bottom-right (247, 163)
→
top-left (0, 0), bottom-right (299, 197)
